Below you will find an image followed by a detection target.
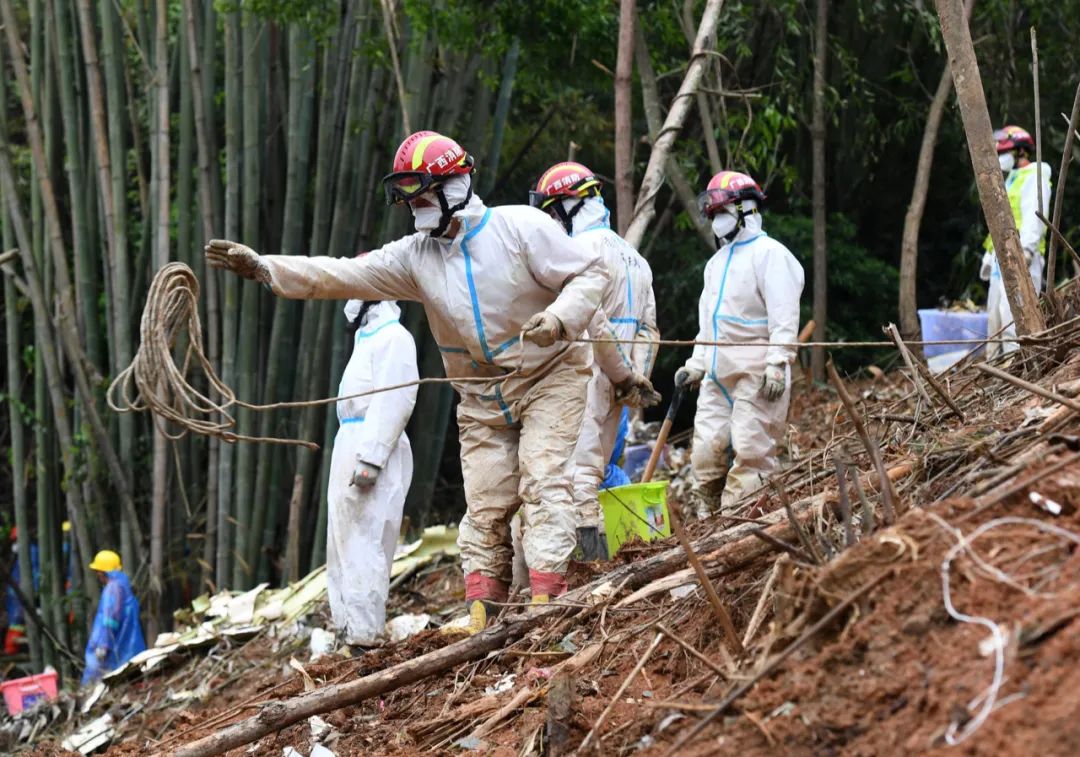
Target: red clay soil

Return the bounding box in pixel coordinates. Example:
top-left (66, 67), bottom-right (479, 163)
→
top-left (33, 374), bottom-right (1080, 755)
top-left (139, 472), bottom-right (1080, 757)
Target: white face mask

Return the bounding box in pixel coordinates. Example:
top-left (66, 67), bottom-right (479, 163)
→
top-left (711, 209), bottom-right (739, 240)
top-left (998, 152), bottom-right (1015, 174)
top-left (410, 201), bottom-right (443, 233)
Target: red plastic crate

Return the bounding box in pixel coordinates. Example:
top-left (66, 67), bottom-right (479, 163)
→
top-left (1, 671), bottom-right (59, 715)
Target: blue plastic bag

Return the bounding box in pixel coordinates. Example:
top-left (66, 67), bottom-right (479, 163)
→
top-left (600, 408), bottom-right (632, 490)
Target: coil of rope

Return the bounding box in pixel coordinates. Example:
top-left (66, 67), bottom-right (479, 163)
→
top-left (108, 263), bottom-right (1056, 449)
top-left (107, 263), bottom-right (500, 449)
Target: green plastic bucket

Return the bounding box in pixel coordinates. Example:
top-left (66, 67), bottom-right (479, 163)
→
top-left (598, 481), bottom-right (671, 558)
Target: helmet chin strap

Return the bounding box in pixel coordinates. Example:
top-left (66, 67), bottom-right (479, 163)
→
top-left (553, 198), bottom-right (587, 235)
top-left (430, 180), bottom-right (473, 238)
top-left (714, 201), bottom-right (761, 245)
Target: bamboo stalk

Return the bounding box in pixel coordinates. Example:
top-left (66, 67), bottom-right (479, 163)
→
top-left (624, 0), bottom-right (725, 248)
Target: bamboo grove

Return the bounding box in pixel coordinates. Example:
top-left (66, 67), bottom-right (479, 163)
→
top-left (2, 0), bottom-right (1080, 682)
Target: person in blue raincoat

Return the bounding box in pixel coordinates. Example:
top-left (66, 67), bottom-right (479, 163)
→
top-left (81, 550), bottom-right (146, 686)
top-left (4, 526), bottom-right (41, 654)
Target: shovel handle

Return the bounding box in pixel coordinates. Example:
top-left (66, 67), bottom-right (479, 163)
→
top-left (640, 386), bottom-right (685, 484)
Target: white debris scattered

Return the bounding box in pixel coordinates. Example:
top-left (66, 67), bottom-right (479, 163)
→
top-left (669, 584), bottom-right (698, 601)
top-left (1029, 491), bottom-right (1063, 516)
top-left (386, 613), bottom-right (431, 642)
top-left (309, 628), bottom-right (336, 661)
top-left (61, 714), bottom-right (114, 755)
top-left (483, 673), bottom-right (516, 696)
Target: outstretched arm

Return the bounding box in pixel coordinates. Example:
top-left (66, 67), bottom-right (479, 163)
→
top-left (205, 238), bottom-right (422, 302)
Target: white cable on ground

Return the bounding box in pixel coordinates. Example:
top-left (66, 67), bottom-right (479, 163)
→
top-left (932, 514), bottom-right (1080, 745)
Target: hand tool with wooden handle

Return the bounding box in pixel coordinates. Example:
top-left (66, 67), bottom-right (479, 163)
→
top-left (640, 385), bottom-right (743, 656)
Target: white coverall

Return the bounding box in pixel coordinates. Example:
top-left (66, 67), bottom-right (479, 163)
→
top-left (684, 214), bottom-right (804, 510)
top-left (327, 300), bottom-right (417, 644)
top-left (258, 195), bottom-right (629, 600)
top-left (979, 161), bottom-right (1051, 358)
top-left (568, 198), bottom-right (659, 528)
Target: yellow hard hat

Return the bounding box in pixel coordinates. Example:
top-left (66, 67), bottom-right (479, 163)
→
top-left (88, 550), bottom-right (122, 572)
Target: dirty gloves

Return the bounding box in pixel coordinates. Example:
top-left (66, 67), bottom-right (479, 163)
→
top-left (760, 364), bottom-right (786, 401)
top-left (350, 460), bottom-right (381, 488)
top-left (979, 251), bottom-right (995, 281)
top-left (675, 366), bottom-right (705, 389)
top-left (614, 372), bottom-right (662, 408)
top-left (521, 311), bottom-right (565, 347)
top-left (205, 239), bottom-right (268, 283)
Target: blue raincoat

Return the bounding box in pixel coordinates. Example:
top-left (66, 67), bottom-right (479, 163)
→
top-left (5, 543), bottom-right (40, 628)
top-left (81, 571), bottom-right (146, 685)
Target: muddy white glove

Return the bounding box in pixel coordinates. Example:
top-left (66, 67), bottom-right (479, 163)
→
top-left (674, 365), bottom-right (705, 389)
top-left (979, 251), bottom-right (994, 281)
top-left (350, 460), bottom-right (381, 488)
top-left (94, 646), bottom-right (107, 662)
top-left (205, 239), bottom-right (269, 283)
top-left (760, 364), bottom-right (786, 402)
top-left (521, 311), bottom-right (564, 347)
top-left (614, 372), bottom-right (662, 408)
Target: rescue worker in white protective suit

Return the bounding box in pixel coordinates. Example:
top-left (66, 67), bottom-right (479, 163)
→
top-left (978, 125), bottom-right (1051, 358)
top-left (327, 295), bottom-right (417, 645)
top-left (206, 131), bottom-right (659, 636)
top-left (675, 171), bottom-right (804, 515)
top-left (528, 161), bottom-right (659, 559)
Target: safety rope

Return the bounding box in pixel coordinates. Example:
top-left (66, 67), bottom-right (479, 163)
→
top-left (106, 263), bottom-right (498, 449)
top-left (108, 263), bottom-right (1050, 449)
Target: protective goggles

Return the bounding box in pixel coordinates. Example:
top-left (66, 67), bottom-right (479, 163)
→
top-left (382, 171), bottom-right (443, 205)
top-left (697, 188), bottom-right (736, 218)
top-left (528, 178), bottom-right (601, 211)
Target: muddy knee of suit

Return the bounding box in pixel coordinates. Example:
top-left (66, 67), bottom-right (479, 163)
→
top-left (518, 364), bottom-right (590, 597)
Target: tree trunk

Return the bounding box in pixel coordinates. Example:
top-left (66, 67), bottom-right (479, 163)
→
top-left (1047, 81), bottom-right (1080, 296)
top-left (75, 0), bottom-right (116, 255)
top-left (296, 14), bottom-right (356, 570)
top-left (147, 0), bottom-right (171, 637)
top-left (932, 0), bottom-right (1044, 336)
top-left (251, 25), bottom-right (316, 582)
top-left (633, 20), bottom-right (714, 252)
top-left (233, 11), bottom-right (263, 587)
top-left (678, 0), bottom-right (722, 174)
top-left (623, 0), bottom-right (725, 249)
top-left (899, 69), bottom-right (953, 340)
top-left (51, 0), bottom-right (103, 370)
top-left (0, 98), bottom-right (42, 666)
top-left (810, 0), bottom-right (829, 383)
top-left (2, 0), bottom-right (141, 593)
top-left (481, 38), bottom-right (520, 196)
top-left (614, 0), bottom-right (635, 234)
top-left (98, 0), bottom-right (137, 567)
top-left (0, 148), bottom-right (100, 607)
top-left (219, 7), bottom-right (243, 586)
top-left (183, 0), bottom-right (219, 590)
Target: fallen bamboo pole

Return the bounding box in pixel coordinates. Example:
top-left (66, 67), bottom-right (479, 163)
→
top-left (827, 360), bottom-right (898, 522)
top-left (974, 363), bottom-right (1080, 413)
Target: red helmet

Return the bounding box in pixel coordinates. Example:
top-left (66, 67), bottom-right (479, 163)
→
top-left (994, 125), bottom-right (1034, 154)
top-left (382, 131), bottom-right (474, 205)
top-left (528, 162), bottom-right (603, 211)
top-left (697, 171), bottom-right (766, 219)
